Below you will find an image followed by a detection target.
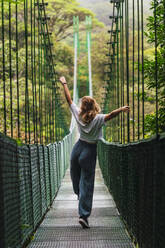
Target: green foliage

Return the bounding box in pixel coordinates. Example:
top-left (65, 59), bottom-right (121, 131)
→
top-left (144, 113), bottom-right (157, 136)
top-left (91, 31), bottom-right (109, 106)
top-left (1, 0), bottom-right (95, 141)
top-left (16, 138), bottom-right (23, 146)
top-left (53, 41), bottom-right (74, 125)
top-left (21, 223), bottom-right (31, 229)
top-left (46, 0), bottom-right (103, 41)
top-left (134, 91), bottom-right (155, 103)
top-left (0, 0), bottom-right (107, 142)
top-left (143, 0), bottom-right (165, 135)
top-left (0, 0), bottom-right (24, 3)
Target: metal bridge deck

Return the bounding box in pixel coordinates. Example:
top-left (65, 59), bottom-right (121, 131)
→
top-left (28, 164), bottom-right (134, 248)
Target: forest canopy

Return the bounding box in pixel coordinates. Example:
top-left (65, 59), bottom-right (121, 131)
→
top-left (0, 0), bottom-right (164, 142)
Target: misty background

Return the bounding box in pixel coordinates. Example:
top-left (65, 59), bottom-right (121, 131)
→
top-left (77, 0), bottom-right (152, 25)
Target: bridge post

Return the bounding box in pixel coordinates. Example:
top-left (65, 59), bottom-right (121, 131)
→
top-left (86, 16), bottom-right (93, 97)
top-left (73, 16), bottom-right (79, 100)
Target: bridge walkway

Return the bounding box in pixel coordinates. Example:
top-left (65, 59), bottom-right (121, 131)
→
top-left (28, 163), bottom-right (134, 248)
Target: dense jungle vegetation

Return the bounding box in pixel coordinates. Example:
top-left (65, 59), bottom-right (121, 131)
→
top-left (0, 0), bottom-right (164, 142)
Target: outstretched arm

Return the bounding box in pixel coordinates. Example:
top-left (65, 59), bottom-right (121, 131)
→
top-left (59, 76), bottom-right (72, 106)
top-left (104, 106), bottom-right (130, 122)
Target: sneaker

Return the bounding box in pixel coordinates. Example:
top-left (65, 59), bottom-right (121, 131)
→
top-left (79, 217), bottom-right (90, 229)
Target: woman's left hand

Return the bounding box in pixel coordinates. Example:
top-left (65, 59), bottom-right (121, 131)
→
top-left (121, 106), bottom-right (130, 113)
top-left (59, 76), bottom-right (67, 85)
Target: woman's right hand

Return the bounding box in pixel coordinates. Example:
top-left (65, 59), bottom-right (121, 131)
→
top-left (59, 76), bottom-right (67, 85)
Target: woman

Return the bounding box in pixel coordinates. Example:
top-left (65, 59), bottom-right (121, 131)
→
top-left (59, 76), bottom-right (130, 229)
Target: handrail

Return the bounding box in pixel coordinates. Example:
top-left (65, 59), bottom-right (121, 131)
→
top-left (98, 132), bottom-right (165, 248)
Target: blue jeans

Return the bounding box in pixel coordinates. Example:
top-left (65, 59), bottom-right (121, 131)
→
top-left (70, 139), bottom-right (97, 219)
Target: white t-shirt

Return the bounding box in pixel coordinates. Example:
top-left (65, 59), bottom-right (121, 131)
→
top-left (70, 102), bottom-right (106, 143)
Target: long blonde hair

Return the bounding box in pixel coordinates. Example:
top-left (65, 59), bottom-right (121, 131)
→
top-left (79, 96), bottom-right (101, 124)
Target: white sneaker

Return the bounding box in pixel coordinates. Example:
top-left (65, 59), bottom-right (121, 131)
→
top-left (79, 217), bottom-right (90, 229)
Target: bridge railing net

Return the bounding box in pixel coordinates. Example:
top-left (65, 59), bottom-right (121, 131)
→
top-left (0, 130), bottom-right (75, 248)
top-left (98, 133), bottom-right (165, 248)
top-left (0, 3), bottom-right (79, 248)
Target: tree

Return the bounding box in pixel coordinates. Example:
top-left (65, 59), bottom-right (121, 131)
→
top-left (0, 0), bottom-right (23, 3)
top-left (143, 0), bottom-right (165, 135)
top-left (46, 0), bottom-right (104, 41)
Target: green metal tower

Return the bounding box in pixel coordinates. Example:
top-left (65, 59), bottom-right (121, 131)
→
top-left (73, 16), bottom-right (92, 98)
top-left (86, 16), bottom-right (92, 97)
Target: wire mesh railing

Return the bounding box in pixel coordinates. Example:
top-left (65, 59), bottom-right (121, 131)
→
top-left (0, 130), bottom-right (75, 248)
top-left (103, 0), bottom-right (164, 143)
top-left (98, 1), bottom-right (165, 247)
top-left (0, 0), bottom-right (69, 145)
top-left (0, 2), bottom-right (79, 248)
top-left (98, 133), bottom-right (165, 248)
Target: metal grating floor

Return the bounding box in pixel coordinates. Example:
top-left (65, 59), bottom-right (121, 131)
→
top-left (28, 163), bottom-right (134, 248)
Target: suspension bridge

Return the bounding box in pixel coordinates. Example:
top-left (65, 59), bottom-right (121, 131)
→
top-left (0, 0), bottom-right (165, 248)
